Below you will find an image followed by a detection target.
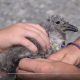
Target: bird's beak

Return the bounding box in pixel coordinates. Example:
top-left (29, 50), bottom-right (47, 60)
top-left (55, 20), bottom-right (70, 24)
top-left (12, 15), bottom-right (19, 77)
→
top-left (64, 24), bottom-right (78, 32)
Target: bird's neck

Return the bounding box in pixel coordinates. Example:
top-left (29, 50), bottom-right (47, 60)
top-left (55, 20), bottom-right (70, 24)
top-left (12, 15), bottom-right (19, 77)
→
top-left (49, 30), bottom-right (66, 52)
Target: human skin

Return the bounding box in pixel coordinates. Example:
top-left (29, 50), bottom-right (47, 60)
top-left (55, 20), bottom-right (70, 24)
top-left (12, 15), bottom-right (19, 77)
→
top-left (0, 23), bottom-right (50, 52)
top-left (17, 37), bottom-right (80, 80)
top-left (17, 58), bottom-right (80, 80)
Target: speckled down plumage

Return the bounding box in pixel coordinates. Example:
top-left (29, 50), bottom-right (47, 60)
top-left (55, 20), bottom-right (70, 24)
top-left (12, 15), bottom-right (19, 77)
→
top-left (0, 15), bottom-right (78, 78)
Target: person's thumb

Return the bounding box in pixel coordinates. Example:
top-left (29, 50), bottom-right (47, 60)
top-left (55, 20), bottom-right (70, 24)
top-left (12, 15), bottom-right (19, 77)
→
top-left (48, 50), bottom-right (66, 61)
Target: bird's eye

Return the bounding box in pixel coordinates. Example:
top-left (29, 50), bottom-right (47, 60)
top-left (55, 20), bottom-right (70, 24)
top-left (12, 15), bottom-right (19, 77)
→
top-left (56, 21), bottom-right (60, 24)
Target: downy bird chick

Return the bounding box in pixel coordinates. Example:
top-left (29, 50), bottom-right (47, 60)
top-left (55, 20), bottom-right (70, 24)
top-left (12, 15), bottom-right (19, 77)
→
top-left (0, 15), bottom-right (78, 77)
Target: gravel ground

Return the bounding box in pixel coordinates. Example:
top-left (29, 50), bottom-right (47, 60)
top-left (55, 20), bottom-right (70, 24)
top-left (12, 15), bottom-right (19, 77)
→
top-left (0, 0), bottom-right (80, 41)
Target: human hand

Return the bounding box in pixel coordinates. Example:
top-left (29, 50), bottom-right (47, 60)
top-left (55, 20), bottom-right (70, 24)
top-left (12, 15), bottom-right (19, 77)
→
top-left (0, 23), bottom-right (50, 52)
top-left (48, 37), bottom-right (80, 66)
top-left (17, 58), bottom-right (80, 80)
top-left (17, 37), bottom-right (80, 79)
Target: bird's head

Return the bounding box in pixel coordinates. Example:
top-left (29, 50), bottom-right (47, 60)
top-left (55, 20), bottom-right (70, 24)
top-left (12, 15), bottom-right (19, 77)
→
top-left (41, 15), bottom-right (78, 52)
top-left (45, 15), bottom-right (78, 33)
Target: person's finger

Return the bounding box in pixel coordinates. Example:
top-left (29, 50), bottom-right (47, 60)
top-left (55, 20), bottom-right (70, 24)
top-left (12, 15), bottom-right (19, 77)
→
top-left (19, 38), bottom-right (37, 52)
top-left (34, 58), bottom-right (53, 63)
top-left (61, 53), bottom-right (79, 65)
top-left (23, 24), bottom-right (50, 49)
top-left (23, 30), bottom-right (48, 51)
top-left (24, 28), bottom-right (49, 49)
top-left (18, 58), bottom-right (53, 73)
top-left (17, 69), bottom-right (33, 74)
top-left (26, 23), bottom-right (48, 37)
top-left (48, 49), bottom-right (66, 61)
top-left (18, 58), bottom-right (80, 74)
top-left (28, 24), bottom-right (50, 48)
top-left (48, 49), bottom-right (79, 65)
